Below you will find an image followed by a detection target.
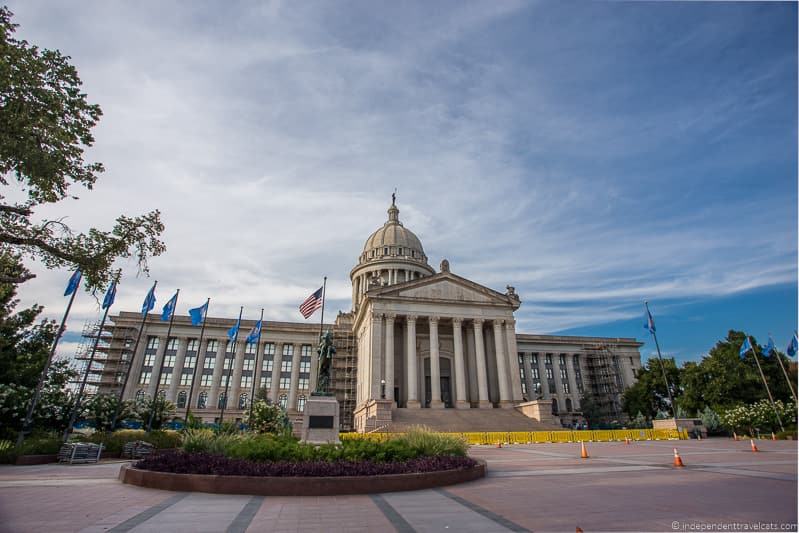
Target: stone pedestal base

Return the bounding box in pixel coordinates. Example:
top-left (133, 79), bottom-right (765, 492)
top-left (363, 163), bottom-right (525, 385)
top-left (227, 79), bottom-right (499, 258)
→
top-left (454, 401), bottom-right (470, 409)
top-left (476, 400), bottom-right (492, 409)
top-left (406, 400), bottom-right (421, 409)
top-left (353, 399), bottom-right (393, 433)
top-left (301, 395), bottom-right (340, 445)
top-left (429, 400), bottom-right (445, 409)
top-left (514, 399), bottom-right (557, 425)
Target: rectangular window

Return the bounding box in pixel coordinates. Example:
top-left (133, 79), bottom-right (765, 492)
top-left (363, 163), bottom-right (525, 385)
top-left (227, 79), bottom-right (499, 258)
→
top-left (167, 338), bottom-right (179, 351)
top-left (532, 354), bottom-right (538, 365)
top-left (279, 377), bottom-right (291, 389)
top-left (282, 344), bottom-right (294, 357)
top-left (186, 339), bottom-right (198, 352)
top-left (299, 360), bottom-right (310, 373)
top-left (298, 378), bottom-right (309, 390)
top-left (518, 353), bottom-right (524, 365)
top-left (260, 375), bottom-right (272, 389)
top-left (204, 357), bottom-right (215, 370)
top-left (300, 344), bottom-right (312, 357)
top-left (546, 368), bottom-right (553, 380)
top-left (224, 358), bottom-right (234, 370)
top-left (242, 359), bottom-right (254, 371)
top-left (281, 360), bottom-right (292, 373)
top-left (521, 381), bottom-right (527, 394)
top-left (563, 382), bottom-right (571, 394)
top-left (531, 367), bottom-right (539, 379)
top-left (143, 353), bottom-right (155, 367)
top-left (160, 372), bottom-right (172, 385)
top-left (559, 354), bottom-right (566, 366)
top-left (263, 359), bottom-right (273, 372)
top-left (560, 368), bottom-right (567, 380)
top-left (206, 339), bottom-right (218, 353)
top-left (139, 371), bottom-right (151, 385)
top-left (201, 374), bottom-right (213, 387)
top-left (245, 342), bottom-right (256, 355)
top-left (163, 355), bottom-right (176, 368)
top-left (240, 375), bottom-right (252, 388)
top-left (183, 355), bottom-right (196, 369)
top-left (180, 372), bottom-right (192, 386)
top-left (226, 340), bottom-right (236, 353)
top-left (263, 343), bottom-right (275, 356)
top-left (545, 354), bottom-right (552, 365)
top-left (146, 336), bottom-right (159, 350)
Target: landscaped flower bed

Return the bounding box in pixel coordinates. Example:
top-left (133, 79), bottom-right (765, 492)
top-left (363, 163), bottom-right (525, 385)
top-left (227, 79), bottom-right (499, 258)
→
top-left (135, 450), bottom-right (477, 477)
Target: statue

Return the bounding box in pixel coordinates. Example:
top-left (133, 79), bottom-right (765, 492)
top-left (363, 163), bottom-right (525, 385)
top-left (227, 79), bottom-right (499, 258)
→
top-left (314, 330), bottom-right (336, 395)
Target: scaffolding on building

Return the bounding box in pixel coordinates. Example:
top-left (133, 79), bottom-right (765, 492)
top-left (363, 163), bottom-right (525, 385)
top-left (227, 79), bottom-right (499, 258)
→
top-left (582, 343), bottom-right (624, 423)
top-left (70, 319), bottom-right (136, 399)
top-left (331, 317), bottom-right (357, 431)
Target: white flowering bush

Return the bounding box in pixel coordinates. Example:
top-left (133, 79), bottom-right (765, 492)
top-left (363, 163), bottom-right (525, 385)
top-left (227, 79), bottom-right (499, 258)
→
top-left (720, 399), bottom-right (796, 434)
top-left (246, 400), bottom-right (291, 435)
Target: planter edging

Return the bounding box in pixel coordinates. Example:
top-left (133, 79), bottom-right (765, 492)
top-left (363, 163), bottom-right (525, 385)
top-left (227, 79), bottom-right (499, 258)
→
top-left (119, 459), bottom-right (486, 495)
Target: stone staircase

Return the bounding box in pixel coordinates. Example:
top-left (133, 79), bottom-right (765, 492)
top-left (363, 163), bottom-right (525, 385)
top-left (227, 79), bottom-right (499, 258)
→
top-left (385, 407), bottom-right (561, 433)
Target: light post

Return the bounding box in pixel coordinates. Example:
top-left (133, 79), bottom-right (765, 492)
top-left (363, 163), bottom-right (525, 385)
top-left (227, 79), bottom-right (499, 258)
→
top-left (380, 379), bottom-right (386, 399)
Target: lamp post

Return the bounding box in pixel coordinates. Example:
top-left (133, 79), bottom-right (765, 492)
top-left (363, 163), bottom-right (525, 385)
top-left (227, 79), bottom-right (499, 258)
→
top-left (380, 379), bottom-right (386, 399)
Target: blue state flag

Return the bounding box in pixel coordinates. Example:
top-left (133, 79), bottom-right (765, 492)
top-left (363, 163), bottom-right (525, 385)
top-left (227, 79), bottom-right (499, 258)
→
top-left (787, 334), bottom-right (798, 358)
top-left (141, 284), bottom-right (157, 315)
top-left (102, 280), bottom-right (117, 309)
top-left (189, 301), bottom-right (209, 326)
top-left (246, 320), bottom-right (262, 344)
top-left (161, 291), bottom-right (178, 321)
top-left (64, 270), bottom-right (82, 296)
top-left (763, 336), bottom-right (775, 358)
top-left (739, 337), bottom-right (752, 359)
top-left (644, 308), bottom-right (656, 334)
top-left (227, 317), bottom-right (241, 340)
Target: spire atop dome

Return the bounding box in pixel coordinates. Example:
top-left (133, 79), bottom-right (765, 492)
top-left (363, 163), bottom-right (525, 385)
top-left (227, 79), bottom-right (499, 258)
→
top-left (387, 193), bottom-right (400, 224)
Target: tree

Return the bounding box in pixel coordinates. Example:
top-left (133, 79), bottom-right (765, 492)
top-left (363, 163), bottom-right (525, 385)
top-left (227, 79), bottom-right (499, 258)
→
top-left (246, 399), bottom-right (291, 435)
top-left (622, 357), bottom-right (680, 419)
top-left (0, 359), bottom-right (76, 436)
top-left (129, 396), bottom-right (175, 430)
top-left (0, 7), bottom-right (164, 291)
top-left (83, 393), bottom-right (134, 431)
top-left (578, 393), bottom-right (603, 428)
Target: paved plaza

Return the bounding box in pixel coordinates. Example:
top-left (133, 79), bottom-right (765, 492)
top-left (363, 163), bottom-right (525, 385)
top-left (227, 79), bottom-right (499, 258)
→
top-left (0, 439), bottom-right (795, 532)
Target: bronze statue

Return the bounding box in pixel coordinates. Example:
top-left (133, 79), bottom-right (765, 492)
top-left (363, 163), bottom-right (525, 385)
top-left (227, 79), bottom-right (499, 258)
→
top-left (314, 330), bottom-right (336, 395)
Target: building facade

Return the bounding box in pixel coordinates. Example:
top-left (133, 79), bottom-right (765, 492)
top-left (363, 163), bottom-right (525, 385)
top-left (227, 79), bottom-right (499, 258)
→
top-left (82, 199), bottom-right (642, 430)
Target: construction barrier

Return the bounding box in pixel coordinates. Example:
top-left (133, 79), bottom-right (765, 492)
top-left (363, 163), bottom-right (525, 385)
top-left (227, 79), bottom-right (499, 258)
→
top-left (340, 428), bottom-right (688, 444)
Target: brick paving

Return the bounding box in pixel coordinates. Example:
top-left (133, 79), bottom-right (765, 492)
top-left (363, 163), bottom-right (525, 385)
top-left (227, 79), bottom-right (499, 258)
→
top-left (0, 439), bottom-right (795, 532)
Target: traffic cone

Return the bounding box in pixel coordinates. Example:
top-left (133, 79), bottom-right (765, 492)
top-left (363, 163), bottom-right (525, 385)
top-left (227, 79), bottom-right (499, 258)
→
top-left (576, 528), bottom-right (584, 533)
top-left (673, 448), bottom-right (684, 467)
top-left (496, 442), bottom-right (502, 448)
top-left (580, 441), bottom-right (589, 459)
top-left (697, 433), bottom-right (701, 441)
top-left (750, 439), bottom-right (759, 453)
top-left (771, 432), bottom-right (777, 441)
top-left (624, 437), bottom-right (630, 445)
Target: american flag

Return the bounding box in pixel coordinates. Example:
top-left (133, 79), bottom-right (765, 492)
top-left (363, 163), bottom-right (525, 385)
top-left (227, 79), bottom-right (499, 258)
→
top-left (299, 287), bottom-right (324, 319)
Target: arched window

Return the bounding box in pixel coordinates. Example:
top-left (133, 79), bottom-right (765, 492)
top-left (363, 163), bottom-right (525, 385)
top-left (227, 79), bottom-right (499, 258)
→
top-left (552, 399), bottom-right (559, 415)
top-left (565, 398), bottom-right (573, 412)
top-left (218, 392), bottom-right (227, 409)
top-left (135, 390), bottom-right (147, 403)
top-left (238, 393), bottom-right (248, 409)
top-left (297, 395), bottom-right (306, 412)
top-left (278, 394), bottom-right (288, 409)
top-left (177, 391), bottom-right (187, 409)
top-left (198, 391), bottom-right (208, 409)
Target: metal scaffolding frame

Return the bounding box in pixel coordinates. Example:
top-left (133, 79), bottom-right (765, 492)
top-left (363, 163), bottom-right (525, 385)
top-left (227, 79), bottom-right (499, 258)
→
top-left (582, 342), bottom-right (624, 423)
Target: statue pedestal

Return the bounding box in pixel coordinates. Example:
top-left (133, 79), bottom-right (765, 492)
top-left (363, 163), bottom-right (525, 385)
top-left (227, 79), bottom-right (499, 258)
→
top-left (301, 394), bottom-right (340, 445)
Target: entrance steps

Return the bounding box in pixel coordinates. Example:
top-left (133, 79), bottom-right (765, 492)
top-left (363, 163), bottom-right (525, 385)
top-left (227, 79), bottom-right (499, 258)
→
top-left (385, 406), bottom-right (561, 433)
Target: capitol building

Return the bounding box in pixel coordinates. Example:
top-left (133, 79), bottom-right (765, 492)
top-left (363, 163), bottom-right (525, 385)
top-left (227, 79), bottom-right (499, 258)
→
top-left (85, 199), bottom-right (643, 432)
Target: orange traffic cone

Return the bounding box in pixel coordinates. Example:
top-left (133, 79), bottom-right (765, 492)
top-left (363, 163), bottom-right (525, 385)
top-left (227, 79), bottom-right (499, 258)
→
top-left (576, 528), bottom-right (584, 533)
top-left (580, 441), bottom-right (589, 459)
top-left (496, 442), bottom-right (502, 448)
top-left (624, 437), bottom-right (630, 445)
top-left (750, 439), bottom-right (759, 453)
top-left (771, 432), bottom-right (777, 442)
top-left (673, 448), bottom-right (684, 467)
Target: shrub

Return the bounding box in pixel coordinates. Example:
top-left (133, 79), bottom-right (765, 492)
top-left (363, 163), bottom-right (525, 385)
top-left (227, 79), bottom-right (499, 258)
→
top-left (86, 430), bottom-right (182, 454)
top-left (0, 439), bottom-right (16, 463)
top-left (17, 433), bottom-right (62, 455)
top-left (776, 430), bottom-right (797, 440)
top-left (181, 429), bottom-right (240, 455)
top-left (246, 400), bottom-right (291, 435)
top-left (136, 450), bottom-right (477, 477)
top-left (390, 426), bottom-right (467, 457)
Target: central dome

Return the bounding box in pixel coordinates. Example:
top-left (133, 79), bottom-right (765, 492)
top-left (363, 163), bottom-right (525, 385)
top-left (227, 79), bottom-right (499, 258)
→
top-left (361, 203), bottom-right (425, 261)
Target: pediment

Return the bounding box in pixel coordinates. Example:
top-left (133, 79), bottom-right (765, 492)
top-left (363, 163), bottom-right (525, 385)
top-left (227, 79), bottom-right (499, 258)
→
top-left (370, 272), bottom-right (517, 307)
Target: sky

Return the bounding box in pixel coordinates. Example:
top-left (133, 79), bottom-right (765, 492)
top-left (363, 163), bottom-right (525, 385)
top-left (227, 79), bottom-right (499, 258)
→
top-left (6, 1), bottom-right (797, 365)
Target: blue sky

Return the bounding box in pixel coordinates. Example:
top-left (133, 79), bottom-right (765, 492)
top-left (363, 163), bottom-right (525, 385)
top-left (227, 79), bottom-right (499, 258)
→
top-left (7, 1), bottom-right (797, 364)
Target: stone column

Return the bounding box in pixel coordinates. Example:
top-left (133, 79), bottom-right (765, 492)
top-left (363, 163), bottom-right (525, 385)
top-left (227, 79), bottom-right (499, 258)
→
top-left (493, 319), bottom-right (511, 406)
top-left (428, 316), bottom-right (443, 408)
top-left (452, 318), bottom-right (468, 408)
top-left (123, 327), bottom-right (150, 400)
top-left (567, 354), bottom-right (580, 409)
top-left (288, 344), bottom-right (301, 412)
top-left (384, 314), bottom-right (395, 401)
top-left (406, 315), bottom-right (419, 408)
top-left (369, 312), bottom-right (384, 400)
top-left (146, 335), bottom-right (168, 397)
top-left (537, 354), bottom-right (551, 399)
top-left (270, 342), bottom-right (284, 403)
top-left (168, 337), bottom-right (188, 402)
top-left (504, 320), bottom-right (523, 402)
top-left (521, 354), bottom-right (534, 399)
top-left (473, 320), bottom-right (490, 408)
top-left (208, 339), bottom-right (226, 409)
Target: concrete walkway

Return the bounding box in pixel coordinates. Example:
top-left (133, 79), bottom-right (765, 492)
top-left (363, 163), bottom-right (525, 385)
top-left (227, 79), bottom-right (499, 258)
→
top-left (0, 439), bottom-right (795, 532)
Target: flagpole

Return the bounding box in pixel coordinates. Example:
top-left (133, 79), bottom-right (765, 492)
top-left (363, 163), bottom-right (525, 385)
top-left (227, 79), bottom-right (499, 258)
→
top-left (185, 298), bottom-right (210, 423)
top-left (747, 335), bottom-right (785, 432)
top-left (772, 333), bottom-right (797, 402)
top-left (147, 289), bottom-right (180, 432)
top-left (248, 308), bottom-right (265, 421)
top-left (18, 271), bottom-right (82, 446)
top-left (64, 269), bottom-right (121, 441)
top-left (645, 301), bottom-right (677, 425)
top-left (110, 280), bottom-right (158, 430)
top-left (219, 306), bottom-right (244, 424)
top-left (318, 277), bottom-right (327, 341)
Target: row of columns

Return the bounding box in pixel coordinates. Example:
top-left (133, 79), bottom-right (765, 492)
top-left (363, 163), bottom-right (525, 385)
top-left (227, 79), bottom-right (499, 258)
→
top-left (377, 314), bottom-right (518, 409)
top-left (131, 336), bottom-right (316, 413)
top-left (352, 269), bottom-right (424, 307)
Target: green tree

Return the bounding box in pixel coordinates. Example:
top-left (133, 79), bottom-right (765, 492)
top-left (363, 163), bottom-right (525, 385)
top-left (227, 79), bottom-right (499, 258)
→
top-left (130, 396), bottom-right (175, 430)
top-left (83, 393), bottom-right (134, 431)
top-left (246, 399), bottom-right (291, 435)
top-left (0, 359), bottom-right (76, 436)
top-left (578, 393), bottom-right (603, 428)
top-left (700, 406), bottom-right (721, 435)
top-left (0, 7), bottom-right (164, 291)
top-left (622, 357), bottom-right (680, 419)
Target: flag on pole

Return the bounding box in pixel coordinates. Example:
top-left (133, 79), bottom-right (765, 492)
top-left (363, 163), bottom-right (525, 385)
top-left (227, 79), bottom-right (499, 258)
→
top-left (299, 287), bottom-right (323, 319)
top-left (787, 334), bottom-right (798, 358)
top-left (739, 337), bottom-right (752, 359)
top-left (64, 270), bottom-right (82, 296)
top-left (161, 291), bottom-right (178, 321)
top-left (644, 307), bottom-right (656, 334)
top-left (102, 279), bottom-right (117, 309)
top-left (142, 284), bottom-right (157, 315)
top-left (246, 320), bottom-right (262, 344)
top-left (227, 316), bottom-right (241, 340)
top-left (189, 301), bottom-right (208, 326)
top-left (763, 336), bottom-right (775, 358)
